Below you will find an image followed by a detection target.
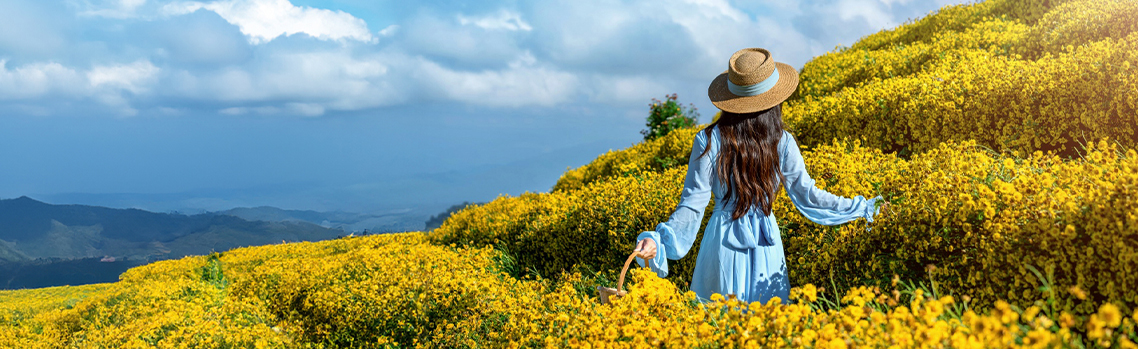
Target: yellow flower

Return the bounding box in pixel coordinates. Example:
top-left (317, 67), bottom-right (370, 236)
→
top-left (825, 338), bottom-right (849, 349)
top-left (1120, 336), bottom-right (1138, 349)
top-left (803, 284), bottom-right (819, 303)
top-left (1099, 303), bottom-right (1123, 328)
top-left (791, 284), bottom-right (820, 303)
top-left (1069, 286), bottom-right (1088, 300)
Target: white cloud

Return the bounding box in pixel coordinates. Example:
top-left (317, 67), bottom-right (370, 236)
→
top-left (179, 48), bottom-right (577, 110)
top-left (413, 52), bottom-right (578, 107)
top-left (681, 0), bottom-right (748, 22)
top-left (586, 75), bottom-right (670, 104)
top-left (457, 9), bottom-right (533, 31)
top-left (661, 0), bottom-right (786, 69)
top-left (287, 102), bottom-right (324, 117)
top-left (378, 24), bottom-right (399, 37)
top-left (527, 0), bottom-right (638, 62)
top-left (163, 0), bottom-right (375, 44)
top-left (88, 60), bottom-right (160, 94)
top-left (86, 60), bottom-right (160, 116)
top-left (76, 0), bottom-right (149, 18)
top-left (0, 59), bottom-right (158, 115)
top-left (123, 0), bottom-right (146, 10)
top-left (400, 12), bottom-right (530, 69)
top-left (164, 50), bottom-right (403, 113)
top-left (836, 0), bottom-right (895, 30)
top-left (0, 60), bottom-right (86, 100)
top-left (217, 103), bottom-right (323, 116)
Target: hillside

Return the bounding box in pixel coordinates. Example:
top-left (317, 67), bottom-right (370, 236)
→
top-left (2, 0), bottom-right (1138, 347)
top-left (0, 196), bottom-right (218, 243)
top-left (782, 0), bottom-right (1138, 156)
top-left (0, 197), bottom-right (347, 289)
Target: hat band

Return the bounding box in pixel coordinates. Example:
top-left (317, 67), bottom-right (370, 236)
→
top-left (727, 68), bottom-right (779, 97)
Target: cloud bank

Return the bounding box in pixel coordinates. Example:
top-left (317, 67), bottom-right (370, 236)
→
top-left (0, 0), bottom-right (967, 117)
top-left (161, 0), bottom-right (376, 44)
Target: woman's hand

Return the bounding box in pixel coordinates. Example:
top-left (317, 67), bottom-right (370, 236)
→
top-left (635, 238), bottom-right (657, 260)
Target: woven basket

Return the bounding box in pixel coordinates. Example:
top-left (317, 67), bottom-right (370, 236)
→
top-left (596, 252), bottom-right (651, 305)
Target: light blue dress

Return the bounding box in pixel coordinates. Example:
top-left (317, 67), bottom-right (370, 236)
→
top-left (636, 127), bottom-right (882, 305)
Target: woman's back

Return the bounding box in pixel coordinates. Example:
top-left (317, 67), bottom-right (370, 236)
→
top-left (702, 126), bottom-right (791, 210)
top-left (633, 47), bottom-right (885, 305)
top-left (636, 123), bottom-right (884, 304)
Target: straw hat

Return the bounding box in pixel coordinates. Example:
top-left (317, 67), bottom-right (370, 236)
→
top-left (708, 48), bottom-right (799, 113)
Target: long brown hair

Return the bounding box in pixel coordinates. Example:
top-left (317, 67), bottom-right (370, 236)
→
top-left (699, 104), bottom-right (786, 220)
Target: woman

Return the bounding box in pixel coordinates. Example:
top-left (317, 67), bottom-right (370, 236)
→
top-left (633, 48), bottom-right (888, 305)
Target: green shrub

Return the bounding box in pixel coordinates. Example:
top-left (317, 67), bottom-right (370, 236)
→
top-left (641, 94), bottom-right (698, 141)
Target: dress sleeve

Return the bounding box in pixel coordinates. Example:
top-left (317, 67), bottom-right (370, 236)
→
top-left (779, 131), bottom-right (882, 226)
top-left (635, 129), bottom-right (714, 278)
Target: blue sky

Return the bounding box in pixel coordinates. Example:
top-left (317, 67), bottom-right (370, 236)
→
top-left (0, 0), bottom-right (965, 214)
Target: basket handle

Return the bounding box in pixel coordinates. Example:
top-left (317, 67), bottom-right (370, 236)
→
top-left (615, 252), bottom-right (652, 293)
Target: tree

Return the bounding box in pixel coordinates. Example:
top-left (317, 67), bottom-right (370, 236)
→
top-left (641, 94), bottom-right (699, 141)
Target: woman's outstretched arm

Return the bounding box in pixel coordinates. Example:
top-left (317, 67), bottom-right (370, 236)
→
top-left (634, 129), bottom-right (715, 278)
top-left (779, 131), bottom-right (883, 225)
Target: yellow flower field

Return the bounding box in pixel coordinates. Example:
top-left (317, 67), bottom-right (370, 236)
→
top-left (438, 134), bottom-right (1138, 317)
top-left (2, 232), bottom-right (1136, 348)
top-left (4, 0), bottom-right (1138, 347)
top-left (785, 0), bottom-right (1138, 156)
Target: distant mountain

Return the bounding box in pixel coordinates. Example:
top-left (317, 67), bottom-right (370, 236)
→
top-left (0, 196), bottom-right (351, 289)
top-left (0, 196), bottom-right (220, 243)
top-left (220, 206), bottom-right (426, 233)
top-left (0, 239), bottom-right (28, 263)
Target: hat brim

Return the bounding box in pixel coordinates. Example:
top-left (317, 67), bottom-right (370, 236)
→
top-left (708, 62), bottom-right (799, 114)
